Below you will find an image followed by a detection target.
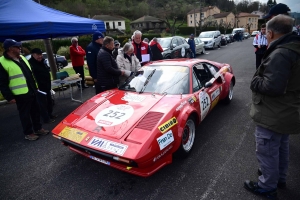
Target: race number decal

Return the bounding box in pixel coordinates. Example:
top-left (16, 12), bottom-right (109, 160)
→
top-left (181, 47), bottom-right (185, 57)
top-left (95, 104), bottom-right (134, 127)
top-left (199, 91), bottom-right (211, 121)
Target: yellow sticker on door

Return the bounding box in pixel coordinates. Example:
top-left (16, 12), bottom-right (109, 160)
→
top-left (158, 117), bottom-right (178, 134)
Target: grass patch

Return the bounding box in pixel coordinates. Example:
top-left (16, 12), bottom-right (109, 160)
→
top-left (50, 66), bottom-right (90, 80)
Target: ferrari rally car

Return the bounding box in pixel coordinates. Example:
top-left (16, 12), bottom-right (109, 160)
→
top-left (52, 58), bottom-right (235, 177)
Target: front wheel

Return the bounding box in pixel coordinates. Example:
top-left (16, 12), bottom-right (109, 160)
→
top-left (57, 62), bottom-right (64, 70)
top-left (223, 81), bottom-right (234, 104)
top-left (176, 117), bottom-right (196, 158)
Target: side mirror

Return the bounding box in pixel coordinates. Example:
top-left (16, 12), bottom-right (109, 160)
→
top-left (204, 82), bottom-right (213, 88)
top-left (172, 43), bottom-right (177, 48)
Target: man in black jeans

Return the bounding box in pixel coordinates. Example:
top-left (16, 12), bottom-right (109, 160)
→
top-left (0, 39), bottom-right (49, 141)
top-left (29, 48), bottom-right (57, 124)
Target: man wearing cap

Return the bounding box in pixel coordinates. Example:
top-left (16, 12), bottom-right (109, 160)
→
top-left (112, 40), bottom-right (120, 60)
top-left (86, 31), bottom-right (104, 93)
top-left (244, 15), bottom-right (300, 199)
top-left (0, 39), bottom-right (49, 141)
top-left (188, 34), bottom-right (196, 58)
top-left (70, 37), bottom-right (88, 89)
top-left (29, 48), bottom-right (56, 124)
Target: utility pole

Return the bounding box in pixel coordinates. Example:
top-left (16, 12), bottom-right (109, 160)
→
top-left (199, 0), bottom-right (202, 34)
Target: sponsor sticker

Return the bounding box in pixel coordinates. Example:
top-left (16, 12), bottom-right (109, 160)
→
top-left (188, 95), bottom-right (197, 104)
top-left (153, 145), bottom-right (173, 162)
top-left (95, 104), bottom-right (134, 127)
top-left (211, 88), bottom-right (220, 101)
top-left (157, 130), bottom-right (174, 150)
top-left (87, 136), bottom-right (128, 156)
top-left (158, 117), bottom-right (178, 133)
top-left (121, 93), bottom-right (146, 102)
top-left (59, 127), bottom-right (88, 143)
top-left (176, 101), bottom-right (187, 111)
top-left (89, 156), bottom-right (110, 165)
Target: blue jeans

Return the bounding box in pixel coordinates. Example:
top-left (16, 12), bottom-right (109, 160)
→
top-left (255, 126), bottom-right (289, 190)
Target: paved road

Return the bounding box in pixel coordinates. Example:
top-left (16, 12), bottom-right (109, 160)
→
top-left (1, 39), bottom-right (300, 200)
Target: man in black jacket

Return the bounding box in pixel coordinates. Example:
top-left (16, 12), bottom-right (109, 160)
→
top-left (86, 31), bottom-right (104, 94)
top-left (29, 48), bottom-right (56, 123)
top-left (96, 36), bottom-right (128, 94)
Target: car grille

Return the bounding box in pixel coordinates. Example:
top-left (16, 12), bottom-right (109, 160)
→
top-left (135, 112), bottom-right (164, 131)
top-left (204, 41), bottom-right (208, 44)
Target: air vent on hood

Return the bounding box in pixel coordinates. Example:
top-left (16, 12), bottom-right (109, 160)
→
top-left (135, 112), bottom-right (164, 131)
top-left (74, 101), bottom-right (97, 116)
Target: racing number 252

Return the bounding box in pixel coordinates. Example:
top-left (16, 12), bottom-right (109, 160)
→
top-left (103, 110), bottom-right (125, 119)
top-left (201, 97), bottom-right (210, 110)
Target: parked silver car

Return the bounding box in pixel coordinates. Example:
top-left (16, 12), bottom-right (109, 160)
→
top-left (199, 31), bottom-right (221, 49)
top-left (185, 37), bottom-right (205, 55)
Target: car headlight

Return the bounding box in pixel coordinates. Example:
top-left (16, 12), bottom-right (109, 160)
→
top-left (209, 40), bottom-right (214, 44)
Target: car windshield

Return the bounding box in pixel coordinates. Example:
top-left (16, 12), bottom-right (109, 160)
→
top-left (119, 65), bottom-right (190, 95)
top-left (199, 32), bottom-right (213, 38)
top-left (157, 38), bottom-right (172, 48)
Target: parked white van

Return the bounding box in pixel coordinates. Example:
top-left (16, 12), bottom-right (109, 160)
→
top-left (199, 31), bottom-right (221, 49)
top-left (232, 28), bottom-right (245, 39)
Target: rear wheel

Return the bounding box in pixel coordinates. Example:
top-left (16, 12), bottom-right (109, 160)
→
top-left (176, 117), bottom-right (196, 158)
top-left (223, 80), bottom-right (234, 104)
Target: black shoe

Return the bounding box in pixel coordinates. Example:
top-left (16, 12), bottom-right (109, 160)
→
top-left (244, 180), bottom-right (277, 199)
top-left (257, 168), bottom-right (286, 189)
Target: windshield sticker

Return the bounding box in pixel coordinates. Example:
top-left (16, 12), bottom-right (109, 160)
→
top-left (199, 91), bottom-right (211, 121)
top-left (88, 136), bottom-right (128, 156)
top-left (157, 130), bottom-right (174, 150)
top-left (158, 117), bottom-right (178, 133)
top-left (176, 101), bottom-right (187, 111)
top-left (211, 88), bottom-right (220, 101)
top-left (122, 93), bottom-right (146, 102)
top-left (95, 104), bottom-right (134, 127)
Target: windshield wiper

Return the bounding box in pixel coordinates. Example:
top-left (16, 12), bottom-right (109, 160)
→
top-left (139, 69), bottom-right (156, 94)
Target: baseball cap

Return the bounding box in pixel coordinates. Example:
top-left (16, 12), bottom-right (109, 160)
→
top-left (3, 39), bottom-right (22, 50)
top-left (114, 40), bottom-right (120, 45)
top-left (93, 31), bottom-right (104, 41)
top-left (31, 48), bottom-right (43, 54)
top-left (263, 3), bottom-right (291, 19)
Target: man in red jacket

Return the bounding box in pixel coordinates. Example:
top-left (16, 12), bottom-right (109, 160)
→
top-left (131, 30), bottom-right (152, 65)
top-left (70, 37), bottom-right (88, 89)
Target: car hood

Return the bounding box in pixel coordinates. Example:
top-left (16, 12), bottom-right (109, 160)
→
top-left (59, 90), bottom-right (167, 140)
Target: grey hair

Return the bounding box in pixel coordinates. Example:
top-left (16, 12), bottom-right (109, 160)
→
top-left (103, 36), bottom-right (114, 46)
top-left (266, 14), bottom-right (294, 35)
top-left (123, 43), bottom-right (134, 53)
top-left (71, 37), bottom-right (78, 42)
top-left (152, 37), bottom-right (157, 42)
top-left (133, 30), bottom-right (142, 37)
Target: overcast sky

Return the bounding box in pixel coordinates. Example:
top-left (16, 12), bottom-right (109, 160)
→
top-left (259, 0), bottom-right (300, 12)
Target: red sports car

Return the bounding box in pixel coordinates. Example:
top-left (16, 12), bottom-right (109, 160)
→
top-left (52, 58), bottom-right (235, 177)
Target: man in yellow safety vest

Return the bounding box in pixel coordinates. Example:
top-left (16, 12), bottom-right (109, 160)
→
top-left (0, 39), bottom-right (49, 141)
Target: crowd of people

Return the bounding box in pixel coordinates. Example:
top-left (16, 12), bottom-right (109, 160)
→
top-left (1, 3), bottom-right (300, 199)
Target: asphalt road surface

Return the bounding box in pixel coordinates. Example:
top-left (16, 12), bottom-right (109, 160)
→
top-left (1, 39), bottom-right (300, 200)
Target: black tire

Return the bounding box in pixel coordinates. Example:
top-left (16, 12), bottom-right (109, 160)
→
top-left (223, 80), bottom-right (234, 104)
top-left (175, 116), bottom-right (196, 158)
top-left (185, 51), bottom-right (191, 58)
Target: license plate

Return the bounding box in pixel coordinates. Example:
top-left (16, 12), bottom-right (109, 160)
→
top-left (59, 127), bottom-right (88, 143)
top-left (90, 156), bottom-right (110, 165)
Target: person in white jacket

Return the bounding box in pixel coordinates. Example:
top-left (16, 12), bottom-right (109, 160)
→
top-left (117, 43), bottom-right (141, 85)
top-left (253, 24), bottom-right (268, 69)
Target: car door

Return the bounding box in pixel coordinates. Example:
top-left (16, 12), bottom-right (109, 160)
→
top-left (192, 63), bottom-right (223, 121)
top-left (170, 37), bottom-right (180, 58)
